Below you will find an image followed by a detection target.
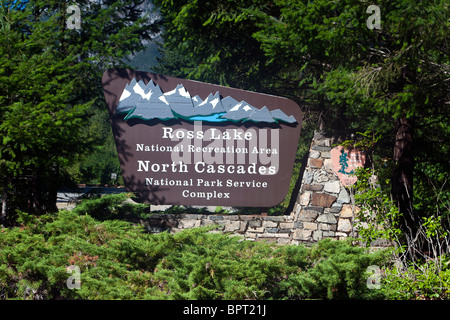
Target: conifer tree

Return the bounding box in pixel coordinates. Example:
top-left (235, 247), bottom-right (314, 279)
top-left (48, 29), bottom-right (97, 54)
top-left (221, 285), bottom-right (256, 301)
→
top-left (154, 0), bottom-right (449, 252)
top-left (0, 0), bottom-right (161, 223)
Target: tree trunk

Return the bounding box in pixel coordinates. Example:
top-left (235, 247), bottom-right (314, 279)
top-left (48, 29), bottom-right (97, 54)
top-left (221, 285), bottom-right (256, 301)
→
top-left (392, 116), bottom-right (416, 252)
top-left (31, 165), bottom-right (59, 215)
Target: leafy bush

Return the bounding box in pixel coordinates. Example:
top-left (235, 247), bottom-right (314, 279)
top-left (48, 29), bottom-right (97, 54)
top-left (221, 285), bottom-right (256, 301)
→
top-left (382, 260), bottom-right (450, 300)
top-left (353, 167), bottom-right (403, 247)
top-left (352, 167), bottom-right (450, 300)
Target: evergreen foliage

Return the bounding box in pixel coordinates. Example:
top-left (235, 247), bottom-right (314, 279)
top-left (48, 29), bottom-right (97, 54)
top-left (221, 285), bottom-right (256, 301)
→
top-left (0, 194), bottom-right (388, 300)
top-left (1, 0), bottom-right (448, 301)
top-left (0, 0), bottom-right (161, 221)
top-left (70, 192), bottom-right (150, 221)
top-left (153, 0), bottom-right (449, 257)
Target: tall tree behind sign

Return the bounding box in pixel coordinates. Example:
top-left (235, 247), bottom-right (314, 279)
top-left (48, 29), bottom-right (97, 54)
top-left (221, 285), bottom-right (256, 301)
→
top-left (154, 0), bottom-right (449, 249)
top-left (0, 0), bottom-right (161, 224)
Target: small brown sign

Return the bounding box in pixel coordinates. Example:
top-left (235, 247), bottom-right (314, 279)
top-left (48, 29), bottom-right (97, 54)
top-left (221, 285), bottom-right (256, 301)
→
top-left (330, 146), bottom-right (366, 186)
top-left (102, 68), bottom-right (303, 207)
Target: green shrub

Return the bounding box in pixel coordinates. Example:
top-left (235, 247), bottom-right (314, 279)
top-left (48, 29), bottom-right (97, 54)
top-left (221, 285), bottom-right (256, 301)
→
top-left (0, 197), bottom-right (390, 300)
top-left (71, 193), bottom-right (151, 222)
top-left (280, 239), bottom-right (388, 299)
top-left (381, 259), bottom-right (450, 300)
top-left (351, 167), bottom-right (450, 300)
top-left (148, 229), bottom-right (305, 300)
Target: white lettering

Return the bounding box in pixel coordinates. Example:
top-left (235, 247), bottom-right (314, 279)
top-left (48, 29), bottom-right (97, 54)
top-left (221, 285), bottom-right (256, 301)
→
top-left (182, 190), bottom-right (230, 200)
top-left (137, 161), bottom-right (187, 173)
top-left (162, 127), bottom-right (173, 138)
top-left (137, 160), bottom-right (150, 172)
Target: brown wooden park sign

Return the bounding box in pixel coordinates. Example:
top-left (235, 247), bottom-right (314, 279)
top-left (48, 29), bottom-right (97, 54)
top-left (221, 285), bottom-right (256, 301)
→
top-left (102, 68), bottom-right (303, 207)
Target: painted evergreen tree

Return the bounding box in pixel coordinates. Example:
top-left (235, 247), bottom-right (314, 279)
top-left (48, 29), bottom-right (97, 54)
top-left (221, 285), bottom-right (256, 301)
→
top-left (338, 151), bottom-right (353, 175)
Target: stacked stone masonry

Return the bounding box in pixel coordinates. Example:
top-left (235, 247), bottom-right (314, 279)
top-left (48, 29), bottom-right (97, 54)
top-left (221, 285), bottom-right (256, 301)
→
top-left (143, 131), bottom-right (361, 245)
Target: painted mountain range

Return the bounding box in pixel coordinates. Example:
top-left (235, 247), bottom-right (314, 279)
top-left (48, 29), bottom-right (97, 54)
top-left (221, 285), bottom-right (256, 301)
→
top-left (116, 78), bottom-right (297, 124)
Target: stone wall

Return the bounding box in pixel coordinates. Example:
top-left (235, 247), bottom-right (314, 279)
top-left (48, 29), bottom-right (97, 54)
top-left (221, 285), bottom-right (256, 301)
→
top-left (142, 131), bottom-right (361, 245)
top-left (144, 213), bottom-right (296, 245)
top-left (290, 131), bottom-right (360, 243)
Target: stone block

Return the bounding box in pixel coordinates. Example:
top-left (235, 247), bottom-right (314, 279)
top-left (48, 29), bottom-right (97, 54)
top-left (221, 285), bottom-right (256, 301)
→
top-left (302, 184), bottom-right (324, 192)
top-left (303, 206), bottom-right (324, 213)
top-left (294, 203), bottom-right (301, 215)
top-left (322, 231), bottom-right (336, 238)
top-left (324, 158), bottom-right (334, 173)
top-left (279, 222), bottom-right (294, 229)
top-left (224, 220), bottom-right (240, 232)
top-left (314, 138), bottom-right (331, 146)
top-left (312, 145), bottom-right (331, 152)
top-left (264, 216), bottom-right (286, 221)
top-left (340, 204), bottom-right (360, 218)
top-left (312, 230), bottom-right (323, 241)
top-left (213, 224), bottom-right (225, 230)
top-left (146, 225), bottom-right (166, 233)
top-left (315, 172), bottom-right (330, 183)
top-left (248, 220), bottom-right (262, 228)
top-left (316, 213), bottom-right (337, 224)
top-left (337, 218), bottom-right (353, 232)
top-left (309, 158), bottom-right (324, 168)
top-left (310, 193), bottom-right (337, 208)
top-left (179, 219), bottom-right (201, 228)
top-left (260, 232), bottom-right (289, 238)
top-left (298, 192), bottom-right (311, 206)
top-left (324, 181), bottom-right (341, 193)
top-left (319, 223), bottom-right (337, 231)
top-left (263, 220), bottom-right (278, 228)
top-left (330, 203), bottom-right (343, 213)
top-left (239, 215), bottom-right (259, 220)
top-left (303, 171), bottom-right (314, 184)
top-left (187, 214), bottom-right (206, 220)
top-left (245, 232), bottom-right (257, 239)
top-left (309, 150), bottom-right (321, 159)
top-left (238, 216), bottom-right (253, 222)
top-left (321, 151), bottom-right (331, 159)
top-left (201, 219), bottom-right (215, 226)
top-left (293, 221), bottom-right (303, 228)
top-left (370, 239), bottom-right (394, 247)
top-left (303, 222), bottom-right (318, 230)
top-left (337, 188), bottom-right (351, 204)
top-left (298, 210), bottom-right (318, 222)
top-left (248, 226), bottom-right (264, 233)
top-left (293, 229), bottom-right (312, 241)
